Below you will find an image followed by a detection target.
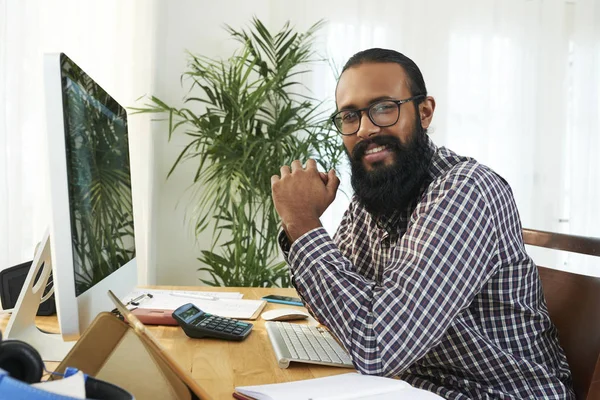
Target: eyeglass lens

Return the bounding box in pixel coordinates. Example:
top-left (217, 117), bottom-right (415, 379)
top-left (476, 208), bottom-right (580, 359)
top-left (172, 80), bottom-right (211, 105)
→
top-left (334, 100), bottom-right (400, 135)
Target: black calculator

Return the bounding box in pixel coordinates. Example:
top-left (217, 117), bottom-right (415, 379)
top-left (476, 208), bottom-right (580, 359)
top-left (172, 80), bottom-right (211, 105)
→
top-left (172, 303), bottom-right (253, 341)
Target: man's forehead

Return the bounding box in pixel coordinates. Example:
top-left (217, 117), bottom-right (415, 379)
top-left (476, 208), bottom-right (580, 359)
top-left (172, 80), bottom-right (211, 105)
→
top-left (335, 62), bottom-right (410, 109)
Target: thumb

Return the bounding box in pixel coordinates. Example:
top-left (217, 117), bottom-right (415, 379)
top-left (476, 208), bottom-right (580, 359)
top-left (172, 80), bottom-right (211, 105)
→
top-left (326, 169), bottom-right (340, 195)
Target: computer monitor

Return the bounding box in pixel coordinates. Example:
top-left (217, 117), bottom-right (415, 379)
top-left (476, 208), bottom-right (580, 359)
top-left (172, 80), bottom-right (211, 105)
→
top-left (4, 53), bottom-right (138, 360)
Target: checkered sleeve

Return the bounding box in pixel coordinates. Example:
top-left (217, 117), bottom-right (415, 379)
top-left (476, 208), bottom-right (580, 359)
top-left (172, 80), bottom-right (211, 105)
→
top-left (287, 178), bottom-right (499, 376)
top-left (279, 202), bottom-right (355, 262)
top-left (279, 205), bottom-right (360, 317)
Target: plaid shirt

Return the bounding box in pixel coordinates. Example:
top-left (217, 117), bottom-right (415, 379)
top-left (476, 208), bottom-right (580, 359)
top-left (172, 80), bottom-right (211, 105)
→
top-left (281, 140), bottom-right (574, 399)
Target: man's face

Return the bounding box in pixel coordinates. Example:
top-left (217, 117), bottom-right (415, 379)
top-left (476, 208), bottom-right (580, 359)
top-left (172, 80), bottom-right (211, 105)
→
top-left (335, 62), bottom-right (436, 216)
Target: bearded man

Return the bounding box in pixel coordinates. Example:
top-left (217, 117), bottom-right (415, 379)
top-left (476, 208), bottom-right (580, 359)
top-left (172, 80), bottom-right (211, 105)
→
top-left (270, 48), bottom-right (574, 399)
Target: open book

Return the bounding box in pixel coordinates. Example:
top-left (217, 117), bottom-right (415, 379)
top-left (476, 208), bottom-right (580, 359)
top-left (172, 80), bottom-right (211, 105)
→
top-left (234, 373), bottom-right (444, 400)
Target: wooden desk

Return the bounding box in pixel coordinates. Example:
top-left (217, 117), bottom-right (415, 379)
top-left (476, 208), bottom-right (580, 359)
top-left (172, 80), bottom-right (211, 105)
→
top-left (0, 286), bottom-right (353, 400)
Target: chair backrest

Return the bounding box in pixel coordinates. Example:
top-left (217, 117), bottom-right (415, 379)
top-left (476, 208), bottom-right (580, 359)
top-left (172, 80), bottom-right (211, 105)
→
top-left (523, 228), bottom-right (600, 400)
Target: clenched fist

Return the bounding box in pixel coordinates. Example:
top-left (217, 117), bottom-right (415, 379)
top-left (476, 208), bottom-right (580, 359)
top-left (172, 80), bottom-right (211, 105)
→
top-left (271, 159), bottom-right (340, 242)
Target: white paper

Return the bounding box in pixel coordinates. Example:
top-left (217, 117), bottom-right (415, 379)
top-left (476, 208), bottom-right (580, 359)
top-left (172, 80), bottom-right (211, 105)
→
top-left (122, 289), bottom-right (264, 319)
top-left (31, 371), bottom-right (86, 399)
top-left (236, 373), bottom-right (444, 400)
top-left (315, 387), bottom-right (446, 400)
top-left (124, 288), bottom-right (243, 302)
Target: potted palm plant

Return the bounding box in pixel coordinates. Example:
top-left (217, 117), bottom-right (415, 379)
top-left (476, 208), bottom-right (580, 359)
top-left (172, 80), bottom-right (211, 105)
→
top-left (133, 18), bottom-right (343, 287)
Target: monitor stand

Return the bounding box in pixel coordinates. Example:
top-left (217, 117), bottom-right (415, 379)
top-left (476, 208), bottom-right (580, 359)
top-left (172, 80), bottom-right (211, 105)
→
top-left (4, 229), bottom-right (75, 361)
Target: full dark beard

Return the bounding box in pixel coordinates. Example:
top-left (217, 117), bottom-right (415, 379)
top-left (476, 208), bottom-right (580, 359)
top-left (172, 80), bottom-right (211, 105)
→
top-left (349, 125), bottom-right (434, 218)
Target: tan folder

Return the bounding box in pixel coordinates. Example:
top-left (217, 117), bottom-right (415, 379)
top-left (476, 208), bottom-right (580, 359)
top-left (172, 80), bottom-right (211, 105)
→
top-left (51, 291), bottom-right (212, 400)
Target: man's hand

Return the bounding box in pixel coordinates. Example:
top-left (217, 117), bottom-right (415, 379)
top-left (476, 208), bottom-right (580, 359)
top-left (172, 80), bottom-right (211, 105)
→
top-left (271, 159), bottom-right (340, 242)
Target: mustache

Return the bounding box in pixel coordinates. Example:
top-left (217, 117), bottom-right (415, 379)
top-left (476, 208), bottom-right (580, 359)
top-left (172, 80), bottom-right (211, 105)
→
top-left (351, 135), bottom-right (406, 160)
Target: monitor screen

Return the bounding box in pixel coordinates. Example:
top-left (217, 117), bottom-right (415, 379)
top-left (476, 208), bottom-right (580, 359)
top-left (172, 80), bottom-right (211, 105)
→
top-left (60, 55), bottom-right (135, 296)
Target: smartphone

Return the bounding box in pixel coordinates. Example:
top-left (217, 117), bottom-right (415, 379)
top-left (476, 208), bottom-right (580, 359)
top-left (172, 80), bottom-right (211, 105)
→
top-left (261, 295), bottom-right (303, 307)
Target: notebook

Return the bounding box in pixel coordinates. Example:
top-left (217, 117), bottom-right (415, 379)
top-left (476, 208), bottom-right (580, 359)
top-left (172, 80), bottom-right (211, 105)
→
top-left (233, 373), bottom-right (444, 400)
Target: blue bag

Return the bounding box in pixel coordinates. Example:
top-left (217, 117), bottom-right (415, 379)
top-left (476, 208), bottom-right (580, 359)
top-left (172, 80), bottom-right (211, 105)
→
top-left (0, 367), bottom-right (134, 400)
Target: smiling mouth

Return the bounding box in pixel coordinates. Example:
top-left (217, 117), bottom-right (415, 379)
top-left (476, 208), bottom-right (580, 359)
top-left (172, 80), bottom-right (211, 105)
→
top-left (364, 145), bottom-right (387, 155)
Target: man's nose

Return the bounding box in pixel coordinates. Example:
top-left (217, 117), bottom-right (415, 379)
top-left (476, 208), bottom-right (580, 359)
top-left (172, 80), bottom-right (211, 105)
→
top-left (356, 112), bottom-right (380, 140)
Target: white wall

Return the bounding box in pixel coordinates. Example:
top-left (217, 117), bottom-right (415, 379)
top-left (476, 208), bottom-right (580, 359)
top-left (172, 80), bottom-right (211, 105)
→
top-left (149, 0), bottom-right (273, 285)
top-left (149, 0), bottom-right (600, 282)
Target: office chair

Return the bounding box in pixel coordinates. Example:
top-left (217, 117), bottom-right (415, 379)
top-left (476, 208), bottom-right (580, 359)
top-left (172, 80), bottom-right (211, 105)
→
top-left (523, 228), bottom-right (600, 400)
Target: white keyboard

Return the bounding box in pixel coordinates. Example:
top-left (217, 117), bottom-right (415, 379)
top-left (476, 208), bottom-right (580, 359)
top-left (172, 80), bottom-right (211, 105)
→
top-left (265, 321), bottom-right (354, 369)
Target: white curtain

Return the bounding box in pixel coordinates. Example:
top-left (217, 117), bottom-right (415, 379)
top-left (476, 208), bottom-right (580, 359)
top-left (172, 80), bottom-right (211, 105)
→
top-left (270, 0), bottom-right (600, 275)
top-left (0, 0), bottom-right (156, 290)
top-left (0, 0), bottom-right (48, 273)
top-left (567, 0), bottom-right (600, 273)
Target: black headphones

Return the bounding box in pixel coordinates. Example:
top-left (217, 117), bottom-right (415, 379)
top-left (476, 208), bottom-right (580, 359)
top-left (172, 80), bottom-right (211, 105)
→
top-left (0, 330), bottom-right (44, 384)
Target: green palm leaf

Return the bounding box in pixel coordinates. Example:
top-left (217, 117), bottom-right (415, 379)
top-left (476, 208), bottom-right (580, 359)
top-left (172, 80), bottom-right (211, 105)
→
top-left (132, 18), bottom-right (343, 287)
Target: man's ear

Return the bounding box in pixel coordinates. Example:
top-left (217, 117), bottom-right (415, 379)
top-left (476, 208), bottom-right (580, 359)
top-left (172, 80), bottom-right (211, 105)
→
top-left (419, 96), bottom-right (436, 130)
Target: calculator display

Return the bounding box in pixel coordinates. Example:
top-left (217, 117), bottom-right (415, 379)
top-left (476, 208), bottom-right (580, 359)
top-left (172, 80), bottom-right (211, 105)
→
top-left (179, 306), bottom-right (200, 320)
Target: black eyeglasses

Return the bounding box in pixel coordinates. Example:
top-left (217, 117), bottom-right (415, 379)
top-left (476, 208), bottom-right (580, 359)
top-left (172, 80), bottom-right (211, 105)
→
top-left (331, 95), bottom-right (425, 136)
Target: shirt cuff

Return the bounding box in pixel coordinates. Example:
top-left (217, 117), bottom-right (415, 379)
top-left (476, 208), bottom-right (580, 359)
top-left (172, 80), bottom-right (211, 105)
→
top-left (278, 230), bottom-right (292, 258)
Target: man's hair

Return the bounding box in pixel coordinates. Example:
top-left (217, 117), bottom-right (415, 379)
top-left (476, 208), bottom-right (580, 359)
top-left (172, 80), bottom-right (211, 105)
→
top-left (341, 48), bottom-right (427, 101)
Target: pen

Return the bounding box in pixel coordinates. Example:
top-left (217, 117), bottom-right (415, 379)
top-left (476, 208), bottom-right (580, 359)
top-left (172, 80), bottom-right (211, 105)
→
top-left (169, 292), bottom-right (218, 301)
top-left (127, 293), bottom-right (153, 306)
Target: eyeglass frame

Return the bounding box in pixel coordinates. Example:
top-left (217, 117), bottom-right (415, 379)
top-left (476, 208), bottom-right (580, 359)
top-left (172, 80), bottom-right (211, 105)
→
top-left (331, 94), bottom-right (425, 136)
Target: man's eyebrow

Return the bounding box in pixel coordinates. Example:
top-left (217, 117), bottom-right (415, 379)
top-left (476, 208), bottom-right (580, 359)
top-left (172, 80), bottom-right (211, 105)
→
top-left (338, 96), bottom-right (396, 111)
